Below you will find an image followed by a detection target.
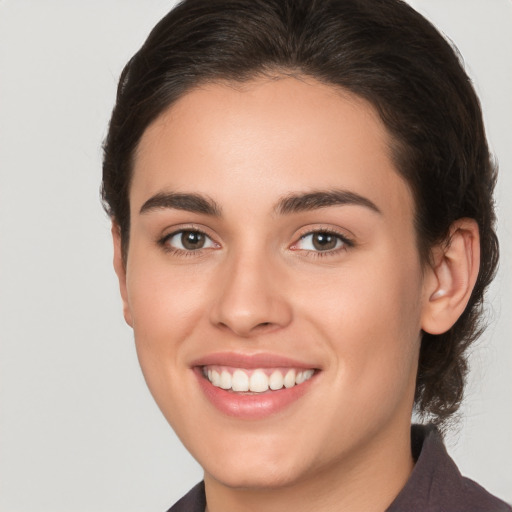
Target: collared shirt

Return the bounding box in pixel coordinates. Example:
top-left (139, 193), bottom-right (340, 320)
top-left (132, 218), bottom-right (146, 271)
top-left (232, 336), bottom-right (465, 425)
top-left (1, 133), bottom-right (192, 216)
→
top-left (167, 425), bottom-right (511, 512)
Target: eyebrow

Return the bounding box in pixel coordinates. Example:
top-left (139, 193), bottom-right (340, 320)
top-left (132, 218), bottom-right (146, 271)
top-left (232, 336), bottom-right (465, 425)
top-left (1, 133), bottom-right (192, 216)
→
top-left (275, 189), bottom-right (381, 215)
top-left (139, 192), bottom-right (222, 216)
top-left (139, 188), bottom-right (381, 217)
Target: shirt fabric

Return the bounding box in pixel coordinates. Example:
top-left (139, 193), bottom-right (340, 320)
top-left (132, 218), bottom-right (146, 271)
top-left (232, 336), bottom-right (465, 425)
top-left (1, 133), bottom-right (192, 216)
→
top-left (167, 424), bottom-right (511, 512)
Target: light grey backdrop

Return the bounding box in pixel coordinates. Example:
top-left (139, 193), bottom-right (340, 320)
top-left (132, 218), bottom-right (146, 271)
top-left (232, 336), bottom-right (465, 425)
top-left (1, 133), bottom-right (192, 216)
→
top-left (0, 1), bottom-right (510, 510)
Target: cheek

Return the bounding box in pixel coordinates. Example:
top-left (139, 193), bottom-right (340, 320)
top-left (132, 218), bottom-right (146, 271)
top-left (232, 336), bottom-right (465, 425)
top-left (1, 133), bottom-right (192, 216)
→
top-left (124, 260), bottom-right (213, 422)
top-left (125, 255), bottom-right (213, 364)
top-left (301, 250), bottom-right (422, 335)
top-left (298, 253), bottom-right (423, 397)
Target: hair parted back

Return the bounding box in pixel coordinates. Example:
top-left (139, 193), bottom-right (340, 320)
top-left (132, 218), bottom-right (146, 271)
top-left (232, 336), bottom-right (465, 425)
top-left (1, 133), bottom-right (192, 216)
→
top-left (102, 0), bottom-right (498, 427)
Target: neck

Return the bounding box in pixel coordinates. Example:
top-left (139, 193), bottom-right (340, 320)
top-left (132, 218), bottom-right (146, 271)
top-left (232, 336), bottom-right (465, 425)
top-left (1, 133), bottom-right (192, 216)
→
top-left (204, 421), bottom-right (414, 512)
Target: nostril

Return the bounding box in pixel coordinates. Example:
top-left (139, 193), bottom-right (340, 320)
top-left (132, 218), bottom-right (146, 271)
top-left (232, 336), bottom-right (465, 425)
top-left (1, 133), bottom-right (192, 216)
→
top-left (255, 322), bottom-right (275, 331)
top-left (253, 321), bottom-right (279, 334)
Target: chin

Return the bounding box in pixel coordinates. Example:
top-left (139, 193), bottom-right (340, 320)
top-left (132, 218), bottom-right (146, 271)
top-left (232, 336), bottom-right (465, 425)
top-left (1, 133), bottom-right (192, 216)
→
top-left (186, 431), bottom-right (308, 490)
top-left (205, 459), bottom-right (305, 490)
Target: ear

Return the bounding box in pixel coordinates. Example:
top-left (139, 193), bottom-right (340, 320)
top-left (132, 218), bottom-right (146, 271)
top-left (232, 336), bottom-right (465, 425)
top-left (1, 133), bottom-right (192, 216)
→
top-left (421, 218), bottom-right (480, 335)
top-left (112, 222), bottom-right (133, 327)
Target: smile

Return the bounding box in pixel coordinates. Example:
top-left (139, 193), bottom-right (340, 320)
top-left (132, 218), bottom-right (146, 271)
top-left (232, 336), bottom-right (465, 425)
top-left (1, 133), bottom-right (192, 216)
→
top-left (193, 354), bottom-right (320, 419)
top-left (202, 366), bottom-right (315, 393)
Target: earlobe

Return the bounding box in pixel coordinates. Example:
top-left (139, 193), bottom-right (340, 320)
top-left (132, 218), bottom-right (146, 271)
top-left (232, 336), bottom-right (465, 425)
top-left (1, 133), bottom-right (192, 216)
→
top-left (421, 218), bottom-right (480, 335)
top-left (112, 222), bottom-right (134, 328)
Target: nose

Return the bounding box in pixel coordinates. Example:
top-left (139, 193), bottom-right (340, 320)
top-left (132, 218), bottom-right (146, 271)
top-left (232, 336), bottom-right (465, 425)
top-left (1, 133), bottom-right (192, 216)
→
top-left (209, 251), bottom-right (293, 338)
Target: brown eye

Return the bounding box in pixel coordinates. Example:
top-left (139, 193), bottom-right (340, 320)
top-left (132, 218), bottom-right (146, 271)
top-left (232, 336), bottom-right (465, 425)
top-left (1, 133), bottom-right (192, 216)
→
top-left (293, 231), bottom-right (350, 252)
top-left (181, 230), bottom-right (206, 250)
top-left (311, 232), bottom-right (338, 251)
top-left (163, 230), bottom-right (217, 252)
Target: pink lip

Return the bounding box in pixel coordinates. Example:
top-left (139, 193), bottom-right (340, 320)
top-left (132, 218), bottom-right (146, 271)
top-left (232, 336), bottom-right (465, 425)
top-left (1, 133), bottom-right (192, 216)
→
top-left (190, 351), bottom-right (318, 369)
top-left (191, 352), bottom-right (320, 420)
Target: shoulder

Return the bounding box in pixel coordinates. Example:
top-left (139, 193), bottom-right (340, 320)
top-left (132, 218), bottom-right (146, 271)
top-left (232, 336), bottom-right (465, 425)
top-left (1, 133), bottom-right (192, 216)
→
top-left (387, 425), bottom-right (511, 512)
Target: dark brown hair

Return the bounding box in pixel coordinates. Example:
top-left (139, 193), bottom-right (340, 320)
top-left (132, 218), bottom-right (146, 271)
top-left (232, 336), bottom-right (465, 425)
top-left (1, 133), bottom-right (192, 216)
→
top-left (102, 0), bottom-right (499, 426)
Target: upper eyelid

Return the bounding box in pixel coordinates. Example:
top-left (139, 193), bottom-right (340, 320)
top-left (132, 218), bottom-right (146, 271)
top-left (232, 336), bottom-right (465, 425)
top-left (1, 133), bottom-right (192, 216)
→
top-left (292, 235), bottom-right (352, 250)
top-left (287, 231), bottom-right (355, 259)
top-left (158, 229), bottom-right (220, 257)
top-left (158, 225), bottom-right (219, 249)
top-left (157, 224), bottom-right (355, 250)
top-left (160, 224), bottom-right (216, 240)
top-left (293, 226), bottom-right (355, 244)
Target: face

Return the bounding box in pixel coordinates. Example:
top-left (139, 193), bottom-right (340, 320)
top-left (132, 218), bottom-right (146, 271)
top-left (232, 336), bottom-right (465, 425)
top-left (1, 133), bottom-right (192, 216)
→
top-left (116, 77), bottom-right (430, 490)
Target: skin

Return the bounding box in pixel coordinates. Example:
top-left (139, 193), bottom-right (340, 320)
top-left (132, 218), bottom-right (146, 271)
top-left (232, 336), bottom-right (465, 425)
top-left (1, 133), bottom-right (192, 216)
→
top-left (113, 76), bottom-right (480, 512)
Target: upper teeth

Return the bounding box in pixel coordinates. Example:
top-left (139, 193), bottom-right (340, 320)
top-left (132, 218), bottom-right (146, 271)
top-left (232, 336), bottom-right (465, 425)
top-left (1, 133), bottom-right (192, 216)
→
top-left (203, 367), bottom-right (315, 393)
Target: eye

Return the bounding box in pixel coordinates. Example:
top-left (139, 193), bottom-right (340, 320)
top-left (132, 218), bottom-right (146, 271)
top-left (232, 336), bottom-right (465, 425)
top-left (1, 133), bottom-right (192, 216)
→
top-left (163, 230), bottom-right (217, 251)
top-left (293, 231), bottom-right (351, 252)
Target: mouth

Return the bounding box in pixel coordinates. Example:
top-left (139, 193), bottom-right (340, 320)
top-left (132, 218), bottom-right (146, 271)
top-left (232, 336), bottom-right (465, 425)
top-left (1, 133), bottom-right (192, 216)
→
top-left (192, 353), bottom-right (320, 419)
top-left (201, 365), bottom-right (315, 393)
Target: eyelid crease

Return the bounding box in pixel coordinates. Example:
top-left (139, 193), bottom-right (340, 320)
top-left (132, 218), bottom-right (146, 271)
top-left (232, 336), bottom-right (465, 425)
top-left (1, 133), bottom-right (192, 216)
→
top-left (157, 225), bottom-right (220, 255)
top-left (156, 225), bottom-right (355, 260)
top-left (292, 226), bottom-right (355, 247)
top-left (288, 227), bottom-right (356, 260)
top-left (158, 223), bottom-right (215, 240)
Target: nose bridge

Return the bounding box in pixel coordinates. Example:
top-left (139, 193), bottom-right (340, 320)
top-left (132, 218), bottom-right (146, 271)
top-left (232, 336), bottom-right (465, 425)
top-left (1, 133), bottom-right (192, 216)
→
top-left (210, 244), bottom-right (292, 337)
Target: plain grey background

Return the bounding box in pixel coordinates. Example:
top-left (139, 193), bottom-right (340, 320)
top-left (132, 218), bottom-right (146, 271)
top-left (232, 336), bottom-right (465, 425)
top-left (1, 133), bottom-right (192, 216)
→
top-left (0, 1), bottom-right (510, 510)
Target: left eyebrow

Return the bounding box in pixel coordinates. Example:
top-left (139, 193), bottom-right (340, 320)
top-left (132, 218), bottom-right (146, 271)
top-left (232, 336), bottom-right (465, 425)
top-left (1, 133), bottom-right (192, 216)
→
top-left (275, 189), bottom-right (382, 215)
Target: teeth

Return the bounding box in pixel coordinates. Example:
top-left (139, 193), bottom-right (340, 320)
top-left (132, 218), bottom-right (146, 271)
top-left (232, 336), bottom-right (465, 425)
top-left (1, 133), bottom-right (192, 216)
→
top-left (220, 370), bottom-right (231, 390)
top-left (296, 369), bottom-right (314, 385)
top-left (284, 369), bottom-right (296, 388)
top-left (232, 369), bottom-right (249, 392)
top-left (211, 370), bottom-right (220, 387)
top-left (249, 370), bottom-right (269, 392)
top-left (204, 366), bottom-right (315, 393)
top-left (269, 370), bottom-right (284, 390)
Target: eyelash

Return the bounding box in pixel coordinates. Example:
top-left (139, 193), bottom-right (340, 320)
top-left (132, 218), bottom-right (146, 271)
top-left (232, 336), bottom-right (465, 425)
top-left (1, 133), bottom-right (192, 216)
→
top-left (158, 227), bottom-right (354, 257)
top-left (290, 228), bottom-right (354, 258)
top-left (158, 226), bottom-right (218, 256)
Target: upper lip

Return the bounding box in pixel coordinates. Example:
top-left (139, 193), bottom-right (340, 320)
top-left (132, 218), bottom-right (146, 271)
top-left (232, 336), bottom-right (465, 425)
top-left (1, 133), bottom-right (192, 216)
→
top-left (190, 352), bottom-right (320, 370)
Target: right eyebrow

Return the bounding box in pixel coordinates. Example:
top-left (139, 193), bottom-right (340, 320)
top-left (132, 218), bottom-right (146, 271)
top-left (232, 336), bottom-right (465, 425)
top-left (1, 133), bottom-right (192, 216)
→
top-left (139, 192), bottom-right (222, 216)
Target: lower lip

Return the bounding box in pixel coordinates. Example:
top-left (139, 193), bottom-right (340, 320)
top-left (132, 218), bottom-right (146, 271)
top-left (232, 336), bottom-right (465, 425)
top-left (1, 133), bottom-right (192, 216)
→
top-left (194, 368), bottom-right (317, 420)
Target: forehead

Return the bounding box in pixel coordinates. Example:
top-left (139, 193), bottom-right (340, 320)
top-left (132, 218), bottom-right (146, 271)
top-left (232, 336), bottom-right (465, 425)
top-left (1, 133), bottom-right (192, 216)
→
top-left (131, 76), bottom-right (414, 222)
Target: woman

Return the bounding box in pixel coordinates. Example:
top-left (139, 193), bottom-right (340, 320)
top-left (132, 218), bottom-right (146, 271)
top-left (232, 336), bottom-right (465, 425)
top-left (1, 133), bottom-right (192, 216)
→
top-left (102, 0), bottom-right (510, 510)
